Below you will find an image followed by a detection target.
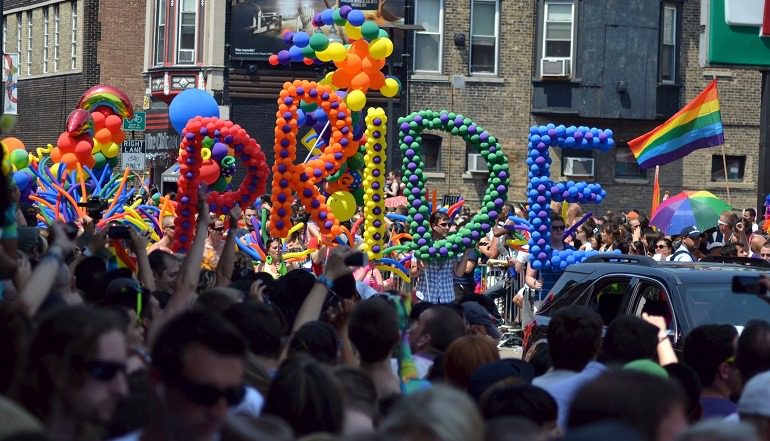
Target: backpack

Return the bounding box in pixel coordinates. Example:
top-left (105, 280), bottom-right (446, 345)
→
top-left (671, 249), bottom-right (694, 261)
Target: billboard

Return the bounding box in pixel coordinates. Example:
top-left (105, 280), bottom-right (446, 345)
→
top-left (230, 0), bottom-right (405, 60)
top-left (2, 54), bottom-right (19, 115)
top-left (704, 0), bottom-right (770, 67)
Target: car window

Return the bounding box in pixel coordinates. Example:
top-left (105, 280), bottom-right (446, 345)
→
top-left (632, 280), bottom-right (674, 333)
top-left (583, 277), bottom-right (632, 325)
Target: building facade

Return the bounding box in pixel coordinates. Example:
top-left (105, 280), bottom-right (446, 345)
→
top-left (408, 0), bottom-right (762, 214)
top-left (4, 0), bottom-right (146, 151)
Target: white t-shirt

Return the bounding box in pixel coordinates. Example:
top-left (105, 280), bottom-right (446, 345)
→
top-left (672, 245), bottom-right (694, 262)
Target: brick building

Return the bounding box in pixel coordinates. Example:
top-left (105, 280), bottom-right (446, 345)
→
top-left (3, 0), bottom-right (146, 151)
top-left (408, 0), bottom-right (763, 215)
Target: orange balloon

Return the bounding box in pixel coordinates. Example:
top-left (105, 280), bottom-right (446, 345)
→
top-left (342, 53), bottom-right (361, 74)
top-left (351, 39), bottom-right (370, 58)
top-left (95, 128), bottom-right (112, 144)
top-left (50, 147), bottom-right (62, 163)
top-left (332, 69), bottom-right (353, 88)
top-left (61, 152), bottom-right (78, 165)
top-left (362, 57), bottom-right (385, 75)
top-left (112, 130), bottom-right (126, 144)
top-left (350, 72), bottom-right (371, 91)
top-left (2, 137), bottom-right (25, 151)
top-left (369, 71), bottom-right (386, 89)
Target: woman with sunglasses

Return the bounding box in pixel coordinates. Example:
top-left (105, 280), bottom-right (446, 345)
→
top-left (653, 238), bottom-right (674, 261)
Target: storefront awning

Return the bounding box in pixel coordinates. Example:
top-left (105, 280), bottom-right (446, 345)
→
top-left (161, 163), bottom-right (179, 183)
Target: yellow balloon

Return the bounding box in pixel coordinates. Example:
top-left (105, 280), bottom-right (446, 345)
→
top-left (344, 22), bottom-right (363, 41)
top-left (327, 191), bottom-right (357, 222)
top-left (49, 163), bottom-right (61, 177)
top-left (384, 38), bottom-right (394, 57)
top-left (369, 38), bottom-right (389, 60)
top-left (201, 148), bottom-right (212, 160)
top-left (327, 42), bottom-right (347, 62)
top-left (346, 90), bottom-right (367, 111)
top-left (104, 142), bottom-right (119, 158)
top-left (380, 78), bottom-right (399, 98)
top-left (93, 141), bottom-right (105, 154)
top-left (317, 49), bottom-right (332, 62)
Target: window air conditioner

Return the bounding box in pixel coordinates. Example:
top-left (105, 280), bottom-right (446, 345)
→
top-left (541, 58), bottom-right (571, 77)
top-left (178, 50), bottom-right (195, 64)
top-left (563, 157), bottom-right (595, 177)
top-left (467, 153), bottom-right (487, 173)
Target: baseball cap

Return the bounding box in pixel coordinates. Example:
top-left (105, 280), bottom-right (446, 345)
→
top-left (706, 241), bottom-right (725, 252)
top-left (623, 359), bottom-right (669, 379)
top-left (737, 370), bottom-right (770, 417)
top-left (105, 277), bottom-right (142, 300)
top-left (462, 302), bottom-right (502, 340)
top-left (680, 226), bottom-right (702, 238)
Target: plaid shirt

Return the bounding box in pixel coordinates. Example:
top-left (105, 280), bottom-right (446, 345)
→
top-left (414, 257), bottom-right (460, 304)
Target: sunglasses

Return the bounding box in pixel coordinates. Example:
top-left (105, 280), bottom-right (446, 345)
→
top-left (211, 227), bottom-right (224, 232)
top-left (436, 223), bottom-right (450, 228)
top-left (656, 244), bottom-right (669, 249)
top-left (171, 377), bottom-right (246, 407)
top-left (85, 360), bottom-right (127, 381)
top-left (761, 254), bottom-right (770, 258)
top-left (552, 225), bottom-right (565, 231)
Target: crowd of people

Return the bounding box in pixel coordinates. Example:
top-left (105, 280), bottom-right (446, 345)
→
top-left (0, 165), bottom-right (769, 441)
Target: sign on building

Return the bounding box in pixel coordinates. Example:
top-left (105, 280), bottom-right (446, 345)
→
top-left (2, 54), bottom-right (19, 115)
top-left (121, 140), bottom-right (147, 171)
top-left (229, 0), bottom-right (405, 59)
top-left (123, 112), bottom-right (146, 131)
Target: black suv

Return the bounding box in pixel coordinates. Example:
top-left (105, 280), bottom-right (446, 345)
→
top-left (522, 255), bottom-right (770, 354)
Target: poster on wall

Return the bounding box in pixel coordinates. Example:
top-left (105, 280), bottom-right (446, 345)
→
top-left (2, 54), bottom-right (19, 115)
top-left (229, 0), bottom-right (405, 60)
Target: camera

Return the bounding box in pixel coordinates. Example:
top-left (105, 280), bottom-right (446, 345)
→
top-left (77, 197), bottom-right (109, 221)
top-left (344, 251), bottom-right (368, 267)
top-left (107, 225), bottom-right (131, 240)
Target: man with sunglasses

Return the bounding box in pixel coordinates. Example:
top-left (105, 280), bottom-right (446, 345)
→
top-left (114, 310), bottom-right (247, 441)
top-left (412, 212), bottom-right (475, 304)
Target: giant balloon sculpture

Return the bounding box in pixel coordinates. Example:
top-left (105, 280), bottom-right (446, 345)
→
top-left (525, 124), bottom-right (616, 271)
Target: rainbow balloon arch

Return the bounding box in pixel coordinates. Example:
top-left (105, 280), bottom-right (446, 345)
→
top-left (15, 5), bottom-right (622, 281)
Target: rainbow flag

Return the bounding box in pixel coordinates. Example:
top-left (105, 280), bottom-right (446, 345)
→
top-left (629, 80), bottom-right (723, 169)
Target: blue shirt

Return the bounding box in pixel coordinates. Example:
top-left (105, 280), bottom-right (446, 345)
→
top-left (415, 257), bottom-right (461, 304)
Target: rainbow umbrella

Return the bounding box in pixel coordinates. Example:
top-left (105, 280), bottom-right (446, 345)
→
top-left (650, 191), bottom-right (732, 235)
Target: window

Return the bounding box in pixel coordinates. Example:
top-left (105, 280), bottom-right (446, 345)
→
top-left (711, 155), bottom-right (745, 182)
top-left (633, 281), bottom-right (674, 333)
top-left (660, 4), bottom-right (677, 83)
top-left (177, 0), bottom-right (197, 64)
top-left (2, 18), bottom-right (6, 54)
top-left (615, 144), bottom-right (646, 179)
top-left (26, 11), bottom-right (32, 75)
top-left (16, 13), bottom-right (22, 70)
top-left (54, 5), bottom-right (60, 71)
top-left (414, 0), bottom-right (443, 72)
top-left (421, 134), bottom-right (442, 172)
top-left (540, 1), bottom-right (574, 77)
top-left (470, 0), bottom-right (499, 74)
top-left (155, 0), bottom-right (166, 65)
top-left (43, 8), bottom-right (49, 73)
top-left (583, 277), bottom-right (631, 326)
top-left (71, 1), bottom-right (78, 69)
top-left (466, 142), bottom-right (487, 172)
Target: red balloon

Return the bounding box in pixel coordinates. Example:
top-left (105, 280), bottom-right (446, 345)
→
top-left (269, 55), bottom-right (279, 66)
top-left (74, 139), bottom-right (93, 156)
top-left (105, 115), bottom-right (122, 132)
top-left (57, 132), bottom-right (76, 151)
top-left (91, 111), bottom-right (106, 129)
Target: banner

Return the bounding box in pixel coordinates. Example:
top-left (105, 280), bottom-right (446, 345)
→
top-left (3, 54), bottom-right (19, 115)
top-left (229, 0), bottom-right (405, 60)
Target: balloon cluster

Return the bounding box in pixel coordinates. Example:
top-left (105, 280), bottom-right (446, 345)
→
top-left (51, 85), bottom-right (133, 176)
top-left (400, 110), bottom-right (509, 262)
top-left (269, 6), bottom-right (400, 112)
top-left (526, 124), bottom-right (614, 271)
top-left (361, 107), bottom-right (387, 260)
top-left (174, 116), bottom-right (269, 253)
top-left (270, 80), bottom-right (363, 240)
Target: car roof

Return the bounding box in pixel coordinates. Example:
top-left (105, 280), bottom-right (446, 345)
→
top-left (566, 254), bottom-right (770, 286)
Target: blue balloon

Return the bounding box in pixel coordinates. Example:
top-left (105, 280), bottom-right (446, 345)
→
top-left (293, 31), bottom-right (310, 48)
top-left (347, 9), bottom-right (365, 26)
top-left (288, 45), bottom-right (304, 62)
top-left (169, 89), bottom-right (220, 134)
top-left (321, 9), bottom-right (335, 26)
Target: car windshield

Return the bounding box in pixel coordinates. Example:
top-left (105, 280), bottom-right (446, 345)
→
top-left (681, 283), bottom-right (770, 327)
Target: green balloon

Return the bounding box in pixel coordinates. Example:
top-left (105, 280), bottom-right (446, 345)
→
top-left (309, 32), bottom-right (329, 52)
top-left (300, 101), bottom-right (318, 113)
top-left (347, 152), bottom-right (365, 170)
top-left (202, 136), bottom-right (214, 148)
top-left (351, 188), bottom-right (364, 205)
top-left (333, 9), bottom-right (346, 26)
top-left (301, 45), bottom-right (316, 58)
top-left (211, 176), bottom-right (228, 192)
top-left (361, 21), bottom-right (380, 40)
top-left (378, 29), bottom-right (389, 38)
top-left (94, 152), bottom-right (107, 169)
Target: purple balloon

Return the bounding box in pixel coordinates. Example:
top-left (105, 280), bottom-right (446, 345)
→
top-left (211, 142), bottom-right (229, 161)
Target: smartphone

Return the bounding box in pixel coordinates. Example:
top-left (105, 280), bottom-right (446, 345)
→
top-left (107, 225), bottom-right (131, 240)
top-left (344, 251), bottom-right (368, 267)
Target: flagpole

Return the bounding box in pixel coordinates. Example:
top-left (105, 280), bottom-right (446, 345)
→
top-left (721, 144), bottom-right (732, 205)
